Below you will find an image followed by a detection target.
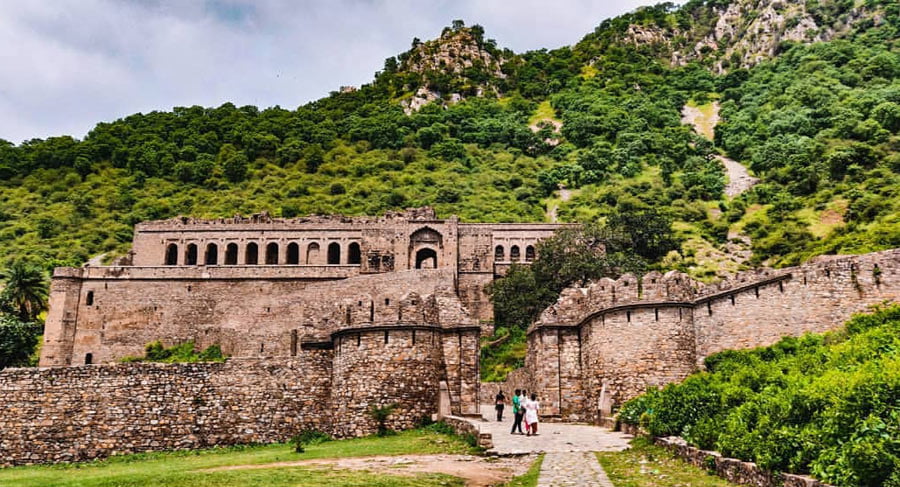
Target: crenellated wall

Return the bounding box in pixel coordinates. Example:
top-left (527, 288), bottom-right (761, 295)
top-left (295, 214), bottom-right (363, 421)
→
top-left (525, 249), bottom-right (900, 420)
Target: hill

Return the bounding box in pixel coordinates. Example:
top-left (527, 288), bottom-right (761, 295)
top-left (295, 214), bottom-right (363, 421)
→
top-left (0, 0), bottom-right (897, 280)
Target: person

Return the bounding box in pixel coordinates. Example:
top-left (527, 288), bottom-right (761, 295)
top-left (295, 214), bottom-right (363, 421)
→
top-left (495, 390), bottom-right (506, 421)
top-left (510, 389), bottom-right (524, 434)
top-left (524, 393), bottom-right (540, 436)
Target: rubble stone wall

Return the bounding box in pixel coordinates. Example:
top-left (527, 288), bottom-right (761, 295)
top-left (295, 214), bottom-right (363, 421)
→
top-left (0, 356), bottom-right (332, 466)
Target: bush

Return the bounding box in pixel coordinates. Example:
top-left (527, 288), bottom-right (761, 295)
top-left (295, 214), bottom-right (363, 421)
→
top-left (619, 305), bottom-right (900, 485)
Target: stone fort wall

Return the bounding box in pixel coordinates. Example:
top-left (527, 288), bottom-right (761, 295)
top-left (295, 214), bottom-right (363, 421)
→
top-left (523, 249), bottom-right (900, 422)
top-left (41, 268), bottom-right (459, 367)
top-left (2, 324), bottom-right (481, 466)
top-left (0, 356), bottom-right (332, 466)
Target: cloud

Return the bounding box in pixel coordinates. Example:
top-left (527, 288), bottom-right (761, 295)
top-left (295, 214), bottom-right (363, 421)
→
top-left (0, 0), bottom-right (652, 143)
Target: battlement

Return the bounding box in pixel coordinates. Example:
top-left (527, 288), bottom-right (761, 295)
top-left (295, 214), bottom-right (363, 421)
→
top-left (523, 248), bottom-right (900, 422)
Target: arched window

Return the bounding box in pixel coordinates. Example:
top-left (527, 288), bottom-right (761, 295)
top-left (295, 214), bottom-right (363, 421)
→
top-left (205, 243), bottom-right (218, 265)
top-left (287, 242), bottom-right (300, 265)
top-left (265, 242), bottom-right (279, 265)
top-left (306, 242), bottom-right (320, 264)
top-left (225, 243), bottom-right (238, 265)
top-left (85, 291), bottom-right (94, 306)
top-left (165, 244), bottom-right (178, 265)
top-left (494, 245), bottom-right (505, 262)
top-left (348, 242), bottom-right (361, 265)
top-left (245, 242), bottom-right (259, 265)
top-left (415, 248), bottom-right (438, 269)
top-left (525, 245), bottom-right (535, 262)
top-left (328, 242), bottom-right (341, 265)
top-left (185, 244), bottom-right (198, 265)
top-left (510, 245), bottom-right (520, 262)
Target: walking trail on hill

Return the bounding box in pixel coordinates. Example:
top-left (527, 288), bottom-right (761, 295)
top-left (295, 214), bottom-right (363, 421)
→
top-left (480, 405), bottom-right (631, 486)
top-left (681, 101), bottom-right (759, 198)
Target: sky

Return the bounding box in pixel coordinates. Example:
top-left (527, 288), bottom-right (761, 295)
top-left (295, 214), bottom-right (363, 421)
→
top-left (0, 0), bottom-right (654, 144)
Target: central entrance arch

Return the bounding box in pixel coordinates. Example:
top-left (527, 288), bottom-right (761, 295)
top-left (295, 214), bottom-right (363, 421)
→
top-left (415, 248), bottom-right (438, 269)
top-left (409, 227), bottom-right (443, 270)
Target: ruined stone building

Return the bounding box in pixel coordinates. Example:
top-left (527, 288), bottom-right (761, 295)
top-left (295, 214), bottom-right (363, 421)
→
top-left (3, 206), bottom-right (899, 466)
top-left (40, 207), bottom-right (566, 367)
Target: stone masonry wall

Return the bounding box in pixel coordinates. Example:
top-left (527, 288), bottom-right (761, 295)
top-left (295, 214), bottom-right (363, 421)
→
top-left (526, 249), bottom-right (900, 421)
top-left (0, 355), bottom-right (332, 466)
top-left (330, 327), bottom-right (444, 437)
top-left (41, 268), bottom-right (456, 366)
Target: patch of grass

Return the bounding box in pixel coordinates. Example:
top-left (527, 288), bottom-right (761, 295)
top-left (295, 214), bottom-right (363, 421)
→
top-left (597, 437), bottom-right (736, 487)
top-left (0, 428), bottom-right (476, 487)
top-left (528, 100), bottom-right (560, 126)
top-left (504, 454), bottom-right (544, 487)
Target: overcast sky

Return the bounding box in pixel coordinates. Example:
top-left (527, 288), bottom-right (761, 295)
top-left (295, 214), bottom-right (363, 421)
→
top-left (0, 0), bottom-right (654, 143)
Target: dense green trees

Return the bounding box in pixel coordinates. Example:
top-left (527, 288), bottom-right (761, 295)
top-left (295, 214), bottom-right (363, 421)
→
top-left (0, 261), bottom-right (47, 369)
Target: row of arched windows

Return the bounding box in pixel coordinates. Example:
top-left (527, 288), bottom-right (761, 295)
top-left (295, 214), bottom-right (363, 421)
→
top-left (165, 241), bottom-right (362, 266)
top-left (494, 244), bottom-right (535, 263)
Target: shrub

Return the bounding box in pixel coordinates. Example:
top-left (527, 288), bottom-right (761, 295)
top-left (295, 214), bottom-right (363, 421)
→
top-left (618, 306), bottom-right (900, 485)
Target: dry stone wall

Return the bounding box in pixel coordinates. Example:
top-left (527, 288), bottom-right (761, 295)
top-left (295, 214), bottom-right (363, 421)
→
top-left (0, 356), bottom-right (332, 466)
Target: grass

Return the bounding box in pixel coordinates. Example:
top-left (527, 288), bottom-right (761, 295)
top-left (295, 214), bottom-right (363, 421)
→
top-left (505, 454), bottom-right (544, 487)
top-left (528, 100), bottom-right (560, 126)
top-left (0, 428), bottom-right (476, 487)
top-left (597, 437), bottom-right (737, 487)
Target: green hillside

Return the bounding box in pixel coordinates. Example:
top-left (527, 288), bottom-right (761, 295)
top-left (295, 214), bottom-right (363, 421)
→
top-left (0, 1), bottom-right (896, 279)
top-left (619, 305), bottom-right (900, 486)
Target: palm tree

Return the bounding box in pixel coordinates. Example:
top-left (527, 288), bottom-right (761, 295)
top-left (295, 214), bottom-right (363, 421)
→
top-left (0, 261), bottom-right (49, 322)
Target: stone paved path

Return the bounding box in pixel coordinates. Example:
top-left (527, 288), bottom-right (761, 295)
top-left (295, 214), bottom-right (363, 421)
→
top-left (479, 406), bottom-right (632, 455)
top-left (537, 451), bottom-right (614, 487)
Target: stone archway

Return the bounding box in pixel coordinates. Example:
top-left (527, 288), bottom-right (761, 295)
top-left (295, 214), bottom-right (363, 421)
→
top-left (415, 248), bottom-right (438, 269)
top-left (409, 227), bottom-right (443, 270)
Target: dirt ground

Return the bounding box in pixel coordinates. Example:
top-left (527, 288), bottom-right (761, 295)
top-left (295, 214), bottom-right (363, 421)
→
top-left (204, 453), bottom-right (537, 487)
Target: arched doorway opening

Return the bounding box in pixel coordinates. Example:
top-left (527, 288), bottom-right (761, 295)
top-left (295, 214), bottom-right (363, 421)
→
top-left (165, 244), bottom-right (178, 265)
top-left (287, 242), bottom-right (300, 265)
top-left (415, 248), bottom-right (438, 269)
top-left (245, 242), bottom-right (259, 265)
top-left (225, 243), bottom-right (238, 265)
top-left (205, 243), bottom-right (218, 265)
top-left (327, 242), bottom-right (341, 265)
top-left (348, 242), bottom-right (361, 265)
top-left (265, 242), bottom-right (279, 265)
top-left (185, 244), bottom-right (198, 265)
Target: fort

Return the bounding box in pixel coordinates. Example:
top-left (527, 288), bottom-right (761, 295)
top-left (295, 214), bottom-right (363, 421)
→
top-left (1, 207), bottom-right (898, 466)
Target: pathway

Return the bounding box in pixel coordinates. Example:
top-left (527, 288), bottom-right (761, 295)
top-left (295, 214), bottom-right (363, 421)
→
top-left (477, 405), bottom-right (630, 486)
top-left (718, 155), bottom-right (759, 198)
top-left (538, 451), bottom-right (614, 487)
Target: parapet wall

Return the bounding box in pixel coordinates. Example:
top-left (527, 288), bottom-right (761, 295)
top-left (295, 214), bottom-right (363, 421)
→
top-left (526, 249), bottom-right (900, 421)
top-left (40, 268), bottom-right (458, 366)
top-left (0, 356), bottom-right (332, 466)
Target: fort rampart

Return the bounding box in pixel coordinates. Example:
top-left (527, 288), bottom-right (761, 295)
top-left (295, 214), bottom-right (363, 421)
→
top-left (522, 249), bottom-right (900, 422)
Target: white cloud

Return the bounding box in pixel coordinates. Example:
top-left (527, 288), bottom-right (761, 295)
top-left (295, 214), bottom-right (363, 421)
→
top-left (0, 0), bottom-right (653, 143)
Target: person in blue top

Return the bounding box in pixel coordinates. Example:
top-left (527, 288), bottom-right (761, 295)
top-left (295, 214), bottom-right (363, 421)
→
top-left (510, 388), bottom-right (524, 434)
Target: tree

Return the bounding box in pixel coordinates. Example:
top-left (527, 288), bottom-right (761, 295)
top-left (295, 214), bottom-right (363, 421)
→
top-left (607, 206), bottom-right (678, 261)
top-left (0, 315), bottom-right (39, 369)
top-left (217, 144), bottom-right (248, 183)
top-left (0, 261), bottom-right (49, 322)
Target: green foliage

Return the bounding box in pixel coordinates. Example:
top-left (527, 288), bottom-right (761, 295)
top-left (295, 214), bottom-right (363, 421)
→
top-left (0, 260), bottom-right (49, 322)
top-left (0, 315), bottom-right (40, 370)
top-left (290, 430), bottom-right (332, 453)
top-left (620, 305), bottom-right (900, 486)
top-left (368, 403), bottom-right (398, 437)
top-left (121, 340), bottom-right (226, 363)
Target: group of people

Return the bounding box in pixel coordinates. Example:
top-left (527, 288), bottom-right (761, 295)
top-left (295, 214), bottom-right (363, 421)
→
top-left (494, 389), bottom-right (540, 436)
